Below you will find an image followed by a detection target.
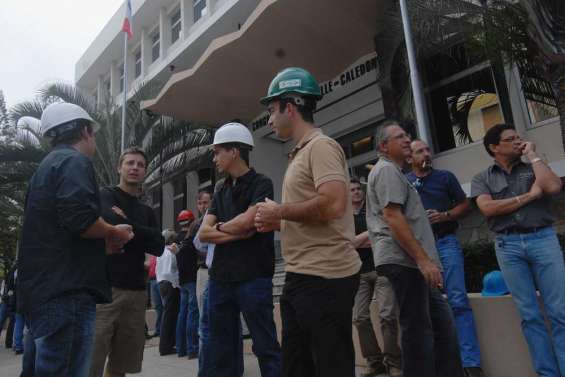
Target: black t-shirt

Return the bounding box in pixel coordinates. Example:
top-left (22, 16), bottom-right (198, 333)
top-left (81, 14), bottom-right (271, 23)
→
top-left (353, 202), bottom-right (375, 274)
top-left (176, 229), bottom-right (199, 285)
top-left (208, 169), bottom-right (275, 282)
top-left (18, 146), bottom-right (109, 314)
top-left (101, 186), bottom-right (164, 290)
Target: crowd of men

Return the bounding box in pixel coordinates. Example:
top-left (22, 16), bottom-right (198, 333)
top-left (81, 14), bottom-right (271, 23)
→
top-left (6, 66), bottom-right (565, 377)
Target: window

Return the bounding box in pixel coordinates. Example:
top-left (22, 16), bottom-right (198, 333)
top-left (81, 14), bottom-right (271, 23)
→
top-left (134, 49), bottom-right (142, 78)
top-left (337, 125), bottom-right (377, 160)
top-left (516, 60), bottom-right (559, 126)
top-left (151, 31), bottom-right (160, 62)
top-left (118, 65), bottom-right (125, 93)
top-left (423, 43), bottom-right (505, 152)
top-left (193, 0), bottom-right (207, 22)
top-left (526, 100), bottom-right (559, 125)
top-left (170, 8), bottom-right (182, 44)
top-left (104, 78), bottom-right (110, 95)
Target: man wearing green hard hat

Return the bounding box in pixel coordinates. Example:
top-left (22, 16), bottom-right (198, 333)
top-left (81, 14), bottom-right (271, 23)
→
top-left (255, 67), bottom-right (362, 377)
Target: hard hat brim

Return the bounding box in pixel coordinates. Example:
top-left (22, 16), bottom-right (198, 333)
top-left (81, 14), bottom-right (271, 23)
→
top-left (260, 91), bottom-right (322, 105)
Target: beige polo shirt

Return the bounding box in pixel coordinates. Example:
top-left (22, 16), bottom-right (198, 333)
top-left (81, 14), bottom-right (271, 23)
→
top-left (281, 128), bottom-right (361, 278)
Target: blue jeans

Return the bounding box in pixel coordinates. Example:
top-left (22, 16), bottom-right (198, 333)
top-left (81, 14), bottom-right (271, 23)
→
top-left (199, 282), bottom-right (244, 377)
top-left (436, 234), bottom-right (481, 367)
top-left (176, 281), bottom-right (200, 356)
top-left (0, 302), bottom-right (8, 336)
top-left (208, 278), bottom-right (281, 377)
top-left (21, 322), bottom-right (35, 377)
top-left (377, 264), bottom-right (464, 377)
top-left (150, 279), bottom-right (163, 335)
top-left (495, 226), bottom-right (565, 377)
top-left (25, 292), bottom-right (96, 377)
top-left (13, 313), bottom-right (25, 352)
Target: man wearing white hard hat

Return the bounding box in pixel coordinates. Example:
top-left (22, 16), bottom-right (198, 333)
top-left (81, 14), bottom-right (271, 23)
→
top-left (17, 102), bottom-right (134, 377)
top-left (199, 122), bottom-right (281, 377)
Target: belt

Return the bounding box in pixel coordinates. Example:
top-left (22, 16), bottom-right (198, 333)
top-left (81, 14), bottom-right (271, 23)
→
top-left (498, 226), bottom-right (548, 235)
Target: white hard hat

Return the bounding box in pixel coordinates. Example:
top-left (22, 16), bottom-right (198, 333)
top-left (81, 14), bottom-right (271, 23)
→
top-left (40, 102), bottom-right (99, 138)
top-left (212, 122), bottom-right (254, 148)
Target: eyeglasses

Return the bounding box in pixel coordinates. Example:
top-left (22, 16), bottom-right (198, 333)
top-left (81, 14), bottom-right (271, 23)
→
top-left (499, 136), bottom-right (521, 143)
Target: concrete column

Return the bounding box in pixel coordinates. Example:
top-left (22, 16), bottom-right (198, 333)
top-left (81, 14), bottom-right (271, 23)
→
top-left (126, 48), bottom-right (135, 94)
top-left (181, 0), bottom-right (194, 37)
top-left (96, 76), bottom-right (105, 108)
top-left (110, 60), bottom-right (119, 99)
top-left (186, 171), bottom-right (199, 215)
top-left (159, 7), bottom-right (171, 59)
top-left (141, 27), bottom-right (151, 77)
top-left (162, 182), bottom-right (175, 230)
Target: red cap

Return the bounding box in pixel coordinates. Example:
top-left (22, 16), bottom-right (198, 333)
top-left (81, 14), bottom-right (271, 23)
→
top-left (177, 210), bottom-right (195, 224)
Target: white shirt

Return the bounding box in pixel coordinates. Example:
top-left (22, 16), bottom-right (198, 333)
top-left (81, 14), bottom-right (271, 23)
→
top-left (156, 246), bottom-right (179, 288)
top-left (193, 213), bottom-right (216, 268)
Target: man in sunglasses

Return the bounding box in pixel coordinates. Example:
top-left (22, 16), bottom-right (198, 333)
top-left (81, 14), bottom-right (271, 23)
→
top-left (406, 139), bottom-right (484, 377)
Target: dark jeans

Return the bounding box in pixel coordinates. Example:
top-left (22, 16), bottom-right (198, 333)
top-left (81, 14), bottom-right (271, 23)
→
top-left (198, 281), bottom-right (244, 377)
top-left (21, 322), bottom-right (35, 377)
top-left (0, 302), bottom-right (9, 336)
top-left (13, 312), bottom-right (25, 352)
top-left (159, 281), bottom-right (180, 355)
top-left (208, 278), bottom-right (281, 377)
top-left (377, 264), bottom-right (463, 377)
top-left (22, 292), bottom-right (96, 377)
top-left (176, 281), bottom-right (200, 356)
top-left (280, 272), bottom-right (359, 377)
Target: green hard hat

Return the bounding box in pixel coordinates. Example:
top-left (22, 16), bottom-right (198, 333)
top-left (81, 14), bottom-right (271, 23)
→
top-left (260, 67), bottom-right (322, 105)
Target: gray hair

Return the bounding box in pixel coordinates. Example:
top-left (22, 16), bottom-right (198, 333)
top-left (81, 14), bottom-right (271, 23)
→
top-left (162, 229), bottom-right (177, 245)
top-left (374, 119), bottom-right (401, 152)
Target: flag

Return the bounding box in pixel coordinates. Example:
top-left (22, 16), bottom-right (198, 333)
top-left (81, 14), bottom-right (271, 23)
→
top-left (122, 0), bottom-right (133, 40)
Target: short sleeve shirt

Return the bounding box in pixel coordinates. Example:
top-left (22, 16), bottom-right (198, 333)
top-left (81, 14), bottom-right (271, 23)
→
top-left (208, 169), bottom-right (275, 282)
top-left (281, 129), bottom-right (361, 279)
top-left (405, 169), bottom-right (467, 236)
top-left (470, 161), bottom-right (556, 233)
top-left (366, 157), bottom-right (441, 269)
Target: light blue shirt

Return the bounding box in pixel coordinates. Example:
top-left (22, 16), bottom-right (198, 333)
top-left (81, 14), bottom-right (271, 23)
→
top-left (193, 213), bottom-right (216, 268)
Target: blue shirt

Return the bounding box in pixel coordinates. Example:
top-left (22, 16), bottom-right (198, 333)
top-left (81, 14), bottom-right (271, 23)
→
top-left (405, 169), bottom-right (467, 237)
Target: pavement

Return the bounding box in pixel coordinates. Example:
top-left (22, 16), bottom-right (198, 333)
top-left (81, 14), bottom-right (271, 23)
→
top-left (0, 333), bottom-right (375, 377)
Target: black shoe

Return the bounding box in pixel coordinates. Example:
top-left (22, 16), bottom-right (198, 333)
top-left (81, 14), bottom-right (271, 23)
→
top-left (187, 353), bottom-right (198, 360)
top-left (160, 348), bottom-right (177, 356)
top-left (15, 349), bottom-right (23, 355)
top-left (464, 367), bottom-right (485, 377)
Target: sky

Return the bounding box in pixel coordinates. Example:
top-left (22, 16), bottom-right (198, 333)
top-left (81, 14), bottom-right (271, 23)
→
top-left (0, 0), bottom-right (124, 108)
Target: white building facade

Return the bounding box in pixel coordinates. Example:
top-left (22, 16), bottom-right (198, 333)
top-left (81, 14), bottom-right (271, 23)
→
top-left (76, 0), bottom-right (564, 238)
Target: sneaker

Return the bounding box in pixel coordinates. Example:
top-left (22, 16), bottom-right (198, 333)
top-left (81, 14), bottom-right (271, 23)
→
top-left (464, 367), bottom-right (485, 377)
top-left (360, 364), bottom-right (387, 377)
top-left (387, 366), bottom-right (402, 377)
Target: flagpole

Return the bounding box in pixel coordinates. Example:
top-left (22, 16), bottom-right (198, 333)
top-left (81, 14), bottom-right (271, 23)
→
top-left (121, 30), bottom-right (128, 153)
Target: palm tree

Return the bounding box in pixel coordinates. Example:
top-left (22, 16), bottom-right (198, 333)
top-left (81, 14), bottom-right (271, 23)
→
top-left (374, 0), bottom-right (565, 149)
top-left (7, 81), bottom-right (214, 189)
